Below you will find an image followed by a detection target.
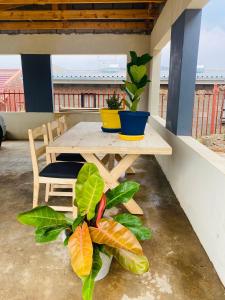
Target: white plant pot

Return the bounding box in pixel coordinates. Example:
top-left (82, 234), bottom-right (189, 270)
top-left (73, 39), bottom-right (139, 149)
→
top-left (95, 251), bottom-right (113, 281)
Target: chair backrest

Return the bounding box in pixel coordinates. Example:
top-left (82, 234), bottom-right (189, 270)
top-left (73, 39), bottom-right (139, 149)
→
top-left (47, 119), bottom-right (61, 143)
top-left (47, 119), bottom-right (62, 163)
top-left (58, 115), bottom-right (68, 134)
top-left (28, 124), bottom-right (50, 179)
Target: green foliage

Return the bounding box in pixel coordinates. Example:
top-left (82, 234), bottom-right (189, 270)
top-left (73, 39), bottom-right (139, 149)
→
top-left (35, 226), bottom-right (66, 243)
top-left (106, 91), bottom-right (122, 110)
top-left (130, 65), bottom-right (147, 84)
top-left (75, 163), bottom-right (99, 201)
top-left (81, 247), bottom-right (102, 300)
top-left (106, 181), bottom-right (140, 209)
top-left (72, 214), bottom-right (84, 231)
top-left (113, 213), bottom-right (152, 241)
top-left (77, 173), bottom-right (104, 221)
top-left (75, 163), bottom-right (104, 221)
top-left (17, 162), bottom-right (152, 300)
top-left (123, 51), bottom-right (152, 111)
top-left (17, 206), bottom-right (68, 227)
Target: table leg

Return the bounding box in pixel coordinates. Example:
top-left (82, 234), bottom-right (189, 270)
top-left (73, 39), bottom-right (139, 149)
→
top-left (81, 153), bottom-right (143, 215)
top-left (115, 154), bottom-right (136, 175)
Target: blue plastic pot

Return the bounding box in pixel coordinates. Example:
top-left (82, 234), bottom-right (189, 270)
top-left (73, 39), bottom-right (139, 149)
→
top-left (118, 111), bottom-right (150, 136)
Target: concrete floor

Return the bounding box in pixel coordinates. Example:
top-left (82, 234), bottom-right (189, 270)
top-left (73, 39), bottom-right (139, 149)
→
top-left (0, 141), bottom-right (225, 300)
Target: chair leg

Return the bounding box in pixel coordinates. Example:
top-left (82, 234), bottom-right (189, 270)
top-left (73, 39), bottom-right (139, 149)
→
top-left (72, 184), bottom-right (77, 219)
top-left (45, 183), bottom-right (50, 203)
top-left (33, 181), bottom-right (40, 208)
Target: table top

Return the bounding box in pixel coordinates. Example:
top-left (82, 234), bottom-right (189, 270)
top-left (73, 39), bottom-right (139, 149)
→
top-left (47, 122), bottom-right (172, 155)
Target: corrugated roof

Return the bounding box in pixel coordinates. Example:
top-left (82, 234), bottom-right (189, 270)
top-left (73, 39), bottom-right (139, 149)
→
top-left (161, 70), bottom-right (225, 82)
top-left (53, 67), bottom-right (126, 81)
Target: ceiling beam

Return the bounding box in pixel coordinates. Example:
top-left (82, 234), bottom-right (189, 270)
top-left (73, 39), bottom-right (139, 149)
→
top-left (0, 0), bottom-right (165, 4)
top-left (0, 21), bottom-right (151, 30)
top-left (0, 4), bottom-right (24, 10)
top-left (0, 9), bottom-right (158, 20)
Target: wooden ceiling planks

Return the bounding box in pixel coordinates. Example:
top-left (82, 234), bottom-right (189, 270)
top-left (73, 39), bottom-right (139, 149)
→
top-left (0, 0), bottom-right (166, 34)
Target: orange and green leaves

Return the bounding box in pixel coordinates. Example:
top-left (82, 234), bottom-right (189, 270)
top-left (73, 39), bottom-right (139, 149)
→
top-left (75, 163), bottom-right (104, 220)
top-left (68, 222), bottom-right (93, 277)
top-left (105, 246), bottom-right (149, 275)
top-left (89, 218), bottom-right (143, 255)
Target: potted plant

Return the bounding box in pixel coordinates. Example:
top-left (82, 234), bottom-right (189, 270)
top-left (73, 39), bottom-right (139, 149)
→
top-left (119, 51), bottom-right (152, 141)
top-left (17, 163), bottom-right (152, 300)
top-left (100, 91), bottom-right (123, 132)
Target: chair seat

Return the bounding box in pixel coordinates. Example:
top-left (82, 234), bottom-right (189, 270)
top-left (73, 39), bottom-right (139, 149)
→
top-left (56, 153), bottom-right (86, 162)
top-left (39, 162), bottom-right (83, 179)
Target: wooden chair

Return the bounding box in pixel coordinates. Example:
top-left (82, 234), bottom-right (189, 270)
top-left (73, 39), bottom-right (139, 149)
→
top-left (28, 124), bottom-right (83, 215)
top-left (58, 115), bottom-right (68, 134)
top-left (47, 116), bottom-right (85, 163)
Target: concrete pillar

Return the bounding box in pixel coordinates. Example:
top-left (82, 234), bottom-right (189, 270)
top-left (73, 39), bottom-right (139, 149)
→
top-left (166, 9), bottom-right (202, 136)
top-left (148, 49), bottom-right (161, 115)
top-left (21, 54), bottom-right (53, 112)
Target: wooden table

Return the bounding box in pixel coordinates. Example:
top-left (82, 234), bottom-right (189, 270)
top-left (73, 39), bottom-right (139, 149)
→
top-left (46, 122), bottom-right (172, 215)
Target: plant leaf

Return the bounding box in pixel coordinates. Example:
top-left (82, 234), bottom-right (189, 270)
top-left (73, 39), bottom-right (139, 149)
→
top-left (134, 87), bottom-right (145, 98)
top-left (77, 174), bottom-right (104, 220)
top-left (137, 74), bottom-right (150, 89)
top-left (130, 97), bottom-right (140, 112)
top-left (17, 206), bottom-right (67, 227)
top-left (130, 65), bottom-right (147, 84)
top-left (129, 226), bottom-right (152, 241)
top-left (89, 218), bottom-right (143, 255)
top-left (125, 99), bottom-right (131, 109)
top-left (81, 247), bottom-right (102, 300)
top-left (106, 181), bottom-right (140, 209)
top-left (125, 82), bottom-right (137, 96)
top-left (35, 225), bottom-right (65, 243)
top-left (114, 213), bottom-right (142, 227)
top-left (130, 51), bottom-right (138, 64)
top-left (64, 236), bottom-right (69, 246)
top-left (114, 213), bottom-right (152, 241)
top-left (72, 214), bottom-right (84, 231)
top-left (138, 53), bottom-right (152, 65)
top-left (68, 222), bottom-right (93, 277)
top-left (75, 163), bottom-right (100, 201)
top-left (106, 246), bottom-right (149, 275)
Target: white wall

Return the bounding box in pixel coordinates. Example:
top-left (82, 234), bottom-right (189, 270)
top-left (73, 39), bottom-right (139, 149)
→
top-left (2, 112), bottom-right (100, 140)
top-left (0, 33), bottom-right (150, 55)
top-left (150, 116), bottom-right (225, 286)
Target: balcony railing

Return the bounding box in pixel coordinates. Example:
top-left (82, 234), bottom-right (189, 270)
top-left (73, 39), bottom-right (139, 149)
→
top-left (0, 87), bottom-right (224, 138)
top-left (0, 90), bottom-right (125, 112)
top-left (159, 85), bottom-right (225, 138)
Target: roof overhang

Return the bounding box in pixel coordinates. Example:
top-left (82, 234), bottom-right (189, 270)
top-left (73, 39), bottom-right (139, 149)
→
top-left (0, 0), bottom-right (167, 34)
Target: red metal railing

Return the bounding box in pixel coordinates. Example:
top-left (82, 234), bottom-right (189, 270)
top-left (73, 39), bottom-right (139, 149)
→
top-left (0, 91), bottom-right (125, 113)
top-left (0, 90), bottom-right (25, 112)
top-left (159, 85), bottom-right (225, 138)
top-left (53, 91), bottom-right (125, 111)
top-left (1, 87), bottom-right (224, 138)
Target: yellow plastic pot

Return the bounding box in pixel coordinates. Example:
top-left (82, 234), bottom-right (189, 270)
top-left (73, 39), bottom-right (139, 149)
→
top-left (100, 109), bottom-right (121, 133)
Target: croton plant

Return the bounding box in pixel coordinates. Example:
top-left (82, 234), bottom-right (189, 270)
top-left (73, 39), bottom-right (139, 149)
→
top-left (17, 163), bottom-right (152, 300)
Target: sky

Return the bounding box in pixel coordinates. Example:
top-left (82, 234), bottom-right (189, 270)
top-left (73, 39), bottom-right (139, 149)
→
top-left (161, 0), bottom-right (225, 69)
top-left (0, 0), bottom-right (223, 71)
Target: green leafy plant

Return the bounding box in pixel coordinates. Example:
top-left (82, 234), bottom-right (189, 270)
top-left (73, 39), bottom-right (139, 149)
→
top-left (106, 91), bottom-right (122, 110)
top-left (123, 51), bottom-right (152, 112)
top-left (17, 163), bottom-right (152, 300)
